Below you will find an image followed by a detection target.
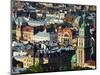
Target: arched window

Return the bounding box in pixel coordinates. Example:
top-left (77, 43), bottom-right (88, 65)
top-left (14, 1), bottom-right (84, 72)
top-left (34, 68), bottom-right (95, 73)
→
top-left (64, 34), bottom-right (69, 37)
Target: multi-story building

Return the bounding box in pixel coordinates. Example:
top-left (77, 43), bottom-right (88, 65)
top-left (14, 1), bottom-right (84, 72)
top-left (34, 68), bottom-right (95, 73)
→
top-left (16, 24), bottom-right (33, 42)
top-left (15, 55), bottom-right (33, 68)
top-left (76, 14), bottom-right (92, 67)
top-left (57, 26), bottom-right (73, 45)
top-left (22, 25), bottom-right (33, 41)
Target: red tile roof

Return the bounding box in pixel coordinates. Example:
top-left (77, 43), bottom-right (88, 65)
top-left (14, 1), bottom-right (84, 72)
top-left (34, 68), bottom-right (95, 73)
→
top-left (22, 26), bottom-right (33, 32)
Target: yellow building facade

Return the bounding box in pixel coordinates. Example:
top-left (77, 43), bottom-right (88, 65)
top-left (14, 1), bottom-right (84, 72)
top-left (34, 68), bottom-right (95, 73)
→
top-left (16, 25), bottom-right (33, 42)
top-left (58, 28), bottom-right (72, 44)
top-left (15, 55), bottom-right (33, 68)
top-left (16, 25), bottom-right (21, 41)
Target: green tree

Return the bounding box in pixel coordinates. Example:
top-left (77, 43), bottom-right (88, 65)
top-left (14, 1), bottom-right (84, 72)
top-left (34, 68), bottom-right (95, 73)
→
top-left (21, 63), bottom-right (44, 74)
top-left (29, 63), bottom-right (43, 72)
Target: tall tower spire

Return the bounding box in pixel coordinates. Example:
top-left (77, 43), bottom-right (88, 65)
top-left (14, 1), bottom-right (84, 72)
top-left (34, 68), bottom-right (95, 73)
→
top-left (76, 13), bottom-right (86, 67)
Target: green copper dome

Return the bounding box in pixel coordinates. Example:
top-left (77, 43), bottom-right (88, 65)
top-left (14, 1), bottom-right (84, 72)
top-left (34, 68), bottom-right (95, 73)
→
top-left (80, 13), bottom-right (87, 29)
top-left (80, 22), bottom-right (87, 29)
top-left (71, 54), bottom-right (77, 63)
